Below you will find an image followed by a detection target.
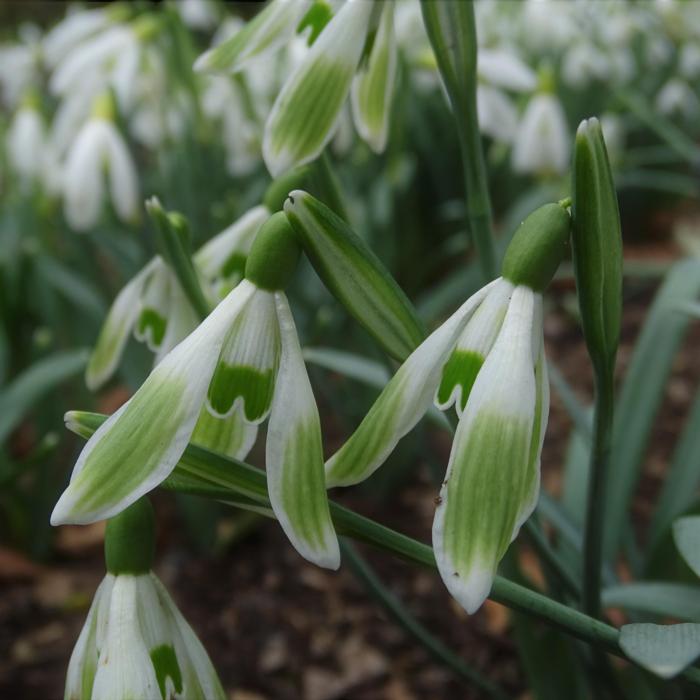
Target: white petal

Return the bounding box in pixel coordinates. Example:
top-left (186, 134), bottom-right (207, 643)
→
top-left (266, 293), bottom-right (340, 569)
top-left (7, 107), bottom-right (45, 181)
top-left (512, 94), bottom-right (570, 176)
top-left (478, 48), bottom-right (536, 92)
top-left (91, 576), bottom-right (160, 700)
top-left (433, 286), bottom-right (539, 614)
top-left (43, 8), bottom-right (110, 67)
top-left (191, 405), bottom-right (258, 461)
top-left (325, 278), bottom-right (501, 488)
top-left (103, 122), bottom-right (139, 224)
top-left (477, 86), bottom-right (518, 144)
top-left (86, 259), bottom-right (159, 390)
top-left (51, 281), bottom-right (257, 525)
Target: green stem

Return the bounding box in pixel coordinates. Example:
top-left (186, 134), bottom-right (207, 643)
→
top-left (146, 198), bottom-right (211, 321)
top-left (341, 540), bottom-right (509, 699)
top-left (581, 371), bottom-right (615, 618)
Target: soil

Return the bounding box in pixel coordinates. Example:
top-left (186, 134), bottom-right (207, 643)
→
top-left (2, 245), bottom-right (700, 700)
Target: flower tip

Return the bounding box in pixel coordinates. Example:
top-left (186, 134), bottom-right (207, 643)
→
top-left (192, 50), bottom-right (211, 73)
top-left (144, 195), bottom-right (162, 214)
top-left (282, 188), bottom-right (307, 212)
top-left (442, 566), bottom-right (494, 615)
top-left (576, 116), bottom-right (600, 138)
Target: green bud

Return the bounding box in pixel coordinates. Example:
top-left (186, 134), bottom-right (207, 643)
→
top-left (501, 203), bottom-right (571, 292)
top-left (104, 497), bottom-right (156, 575)
top-left (245, 212), bottom-right (301, 290)
top-left (284, 190), bottom-right (425, 362)
top-left (572, 117), bottom-right (622, 378)
top-left (262, 165), bottom-right (312, 213)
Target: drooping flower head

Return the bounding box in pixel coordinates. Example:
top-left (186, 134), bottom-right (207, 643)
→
top-left (53, 212), bottom-right (339, 571)
top-left (196, 0), bottom-right (399, 174)
top-left (65, 499), bottom-right (226, 700)
top-left (325, 202), bottom-right (571, 613)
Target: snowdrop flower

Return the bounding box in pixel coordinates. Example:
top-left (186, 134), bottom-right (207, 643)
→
top-left (680, 43), bottom-right (700, 80)
top-left (65, 499), bottom-right (226, 700)
top-left (655, 78), bottom-right (700, 120)
top-left (176, 0), bottom-right (219, 31)
top-left (53, 213), bottom-right (339, 570)
top-left (512, 81), bottom-right (570, 176)
top-left (325, 202), bottom-right (571, 613)
top-left (477, 48), bottom-right (536, 144)
top-left (197, 0), bottom-right (398, 173)
top-left (7, 94), bottom-right (45, 186)
top-left (86, 205), bottom-right (269, 391)
top-left (42, 5), bottom-right (113, 68)
top-left (561, 42), bottom-right (609, 89)
top-left (63, 93), bottom-right (139, 232)
top-left (0, 31), bottom-right (42, 108)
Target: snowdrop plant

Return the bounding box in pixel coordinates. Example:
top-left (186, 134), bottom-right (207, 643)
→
top-left (197, 0), bottom-right (398, 174)
top-left (325, 202), bottom-right (571, 613)
top-left (65, 498), bottom-right (226, 700)
top-left (62, 92), bottom-right (139, 231)
top-left (52, 212), bottom-right (340, 570)
top-left (6, 92), bottom-right (46, 187)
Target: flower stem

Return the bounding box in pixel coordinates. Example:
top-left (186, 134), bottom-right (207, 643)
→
top-left (581, 371), bottom-right (615, 618)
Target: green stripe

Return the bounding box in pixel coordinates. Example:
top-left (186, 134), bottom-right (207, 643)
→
top-left (207, 363), bottom-right (275, 422)
top-left (443, 412), bottom-right (530, 574)
top-left (436, 349), bottom-right (484, 412)
top-left (280, 418), bottom-right (332, 548)
top-left (150, 644), bottom-right (183, 699)
top-left (137, 309), bottom-right (167, 347)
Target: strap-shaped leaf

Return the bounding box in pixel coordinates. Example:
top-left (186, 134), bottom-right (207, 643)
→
top-left (673, 516), bottom-right (700, 578)
top-left (620, 623), bottom-right (700, 679)
top-left (284, 190), bottom-right (425, 361)
top-left (602, 582), bottom-right (700, 622)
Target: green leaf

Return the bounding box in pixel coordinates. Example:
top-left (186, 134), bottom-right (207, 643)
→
top-left (0, 349), bottom-right (89, 444)
top-left (302, 346), bottom-right (390, 388)
top-left (284, 191), bottom-right (425, 361)
top-left (673, 516), bottom-right (700, 578)
top-left (602, 583), bottom-right (700, 622)
top-left (605, 259), bottom-right (700, 561)
top-left (620, 623), bottom-right (700, 679)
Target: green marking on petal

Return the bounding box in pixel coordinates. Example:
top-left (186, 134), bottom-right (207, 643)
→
top-left (297, 0), bottom-right (333, 44)
top-left (137, 308), bottom-right (167, 348)
top-left (280, 418), bottom-right (332, 549)
top-left (443, 412), bottom-right (530, 574)
top-left (436, 350), bottom-right (484, 413)
top-left (67, 376), bottom-right (187, 516)
top-left (150, 644), bottom-right (183, 699)
top-left (266, 57), bottom-right (355, 171)
top-left (207, 363), bottom-right (275, 422)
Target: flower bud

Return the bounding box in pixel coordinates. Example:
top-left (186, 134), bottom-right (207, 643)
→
top-left (244, 212), bottom-right (301, 291)
top-left (572, 117), bottom-right (622, 378)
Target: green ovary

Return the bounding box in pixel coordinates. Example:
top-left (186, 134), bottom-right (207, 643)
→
top-left (270, 58), bottom-right (354, 160)
top-left (280, 419), bottom-right (331, 548)
top-left (443, 412), bottom-right (530, 574)
top-left (436, 350), bottom-right (484, 412)
top-left (151, 644), bottom-right (183, 699)
top-left (70, 376), bottom-right (187, 514)
top-left (207, 362), bottom-right (275, 422)
top-left (137, 308), bottom-right (167, 347)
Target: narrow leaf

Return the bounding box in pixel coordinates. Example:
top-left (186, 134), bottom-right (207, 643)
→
top-left (620, 623), bottom-right (700, 679)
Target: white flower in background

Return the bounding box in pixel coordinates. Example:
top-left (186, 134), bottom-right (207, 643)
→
top-left (325, 203), bottom-right (569, 613)
top-left (53, 214), bottom-right (339, 571)
top-left (42, 5), bottom-right (112, 67)
top-left (63, 93), bottom-right (139, 232)
top-left (0, 25), bottom-right (42, 108)
top-left (561, 42), bottom-right (609, 89)
top-left (176, 0), bottom-right (219, 30)
top-left (679, 43), bottom-right (700, 80)
top-left (521, 0), bottom-right (577, 52)
top-left (7, 96), bottom-right (45, 186)
top-left (512, 88), bottom-right (570, 177)
top-left (655, 78), bottom-right (700, 120)
top-left (65, 501), bottom-right (226, 700)
top-left (197, 0), bottom-right (399, 173)
top-left (476, 48), bottom-right (536, 144)
top-left (599, 113), bottom-right (625, 163)
top-left (86, 205), bottom-right (268, 391)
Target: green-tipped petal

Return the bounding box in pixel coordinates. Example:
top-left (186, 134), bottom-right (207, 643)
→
top-left (350, 1), bottom-right (397, 153)
top-left (191, 405), bottom-right (257, 461)
top-left (326, 279), bottom-right (499, 488)
top-left (64, 575), bottom-right (113, 700)
top-left (86, 260), bottom-right (158, 391)
top-left (51, 282), bottom-right (256, 525)
top-left (266, 293), bottom-right (340, 569)
top-left (194, 0), bottom-right (310, 74)
top-left (435, 278), bottom-right (513, 414)
top-left (263, 0), bottom-right (376, 175)
top-left (284, 190), bottom-right (425, 362)
top-left (206, 285), bottom-right (281, 423)
top-left (134, 261), bottom-right (172, 352)
top-left (152, 575), bottom-right (227, 700)
top-left (194, 205), bottom-right (269, 287)
top-left (433, 286), bottom-right (539, 614)
top-left (90, 576), bottom-right (160, 700)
